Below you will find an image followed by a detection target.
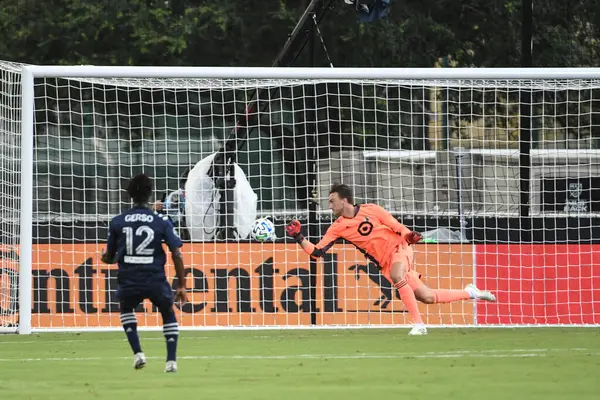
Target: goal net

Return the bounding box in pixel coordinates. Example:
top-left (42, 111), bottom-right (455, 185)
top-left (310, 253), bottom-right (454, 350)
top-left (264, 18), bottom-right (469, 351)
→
top-left (2, 61), bottom-right (600, 332)
top-left (0, 61), bottom-right (21, 332)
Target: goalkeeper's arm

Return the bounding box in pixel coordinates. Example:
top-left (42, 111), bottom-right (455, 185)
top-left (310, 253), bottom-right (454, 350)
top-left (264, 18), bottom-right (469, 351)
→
top-left (286, 220), bottom-right (338, 258)
top-left (368, 204), bottom-right (422, 244)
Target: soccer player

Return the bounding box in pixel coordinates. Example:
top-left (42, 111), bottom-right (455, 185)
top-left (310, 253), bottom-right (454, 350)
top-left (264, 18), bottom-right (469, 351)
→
top-left (286, 184), bottom-right (495, 336)
top-left (101, 173), bottom-right (188, 372)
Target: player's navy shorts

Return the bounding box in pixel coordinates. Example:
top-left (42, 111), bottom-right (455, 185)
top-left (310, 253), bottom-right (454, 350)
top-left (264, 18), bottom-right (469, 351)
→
top-left (117, 279), bottom-right (174, 311)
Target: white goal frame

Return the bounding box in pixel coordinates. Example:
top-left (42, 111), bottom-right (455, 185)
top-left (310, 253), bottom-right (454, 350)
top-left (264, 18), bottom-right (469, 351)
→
top-left (16, 65), bottom-right (600, 334)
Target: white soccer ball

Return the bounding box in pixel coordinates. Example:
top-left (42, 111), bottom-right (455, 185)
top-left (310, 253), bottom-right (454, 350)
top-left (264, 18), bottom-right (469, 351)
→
top-left (251, 217), bottom-right (276, 242)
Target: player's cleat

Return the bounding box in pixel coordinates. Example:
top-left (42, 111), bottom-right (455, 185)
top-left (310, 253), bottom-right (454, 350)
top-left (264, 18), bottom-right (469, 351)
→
top-left (165, 360), bottom-right (177, 373)
top-left (133, 352), bottom-right (146, 369)
top-left (408, 325), bottom-right (428, 336)
top-left (465, 283), bottom-right (496, 302)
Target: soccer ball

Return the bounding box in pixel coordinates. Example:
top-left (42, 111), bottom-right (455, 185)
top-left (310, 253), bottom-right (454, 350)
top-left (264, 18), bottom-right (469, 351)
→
top-left (251, 217), bottom-right (276, 242)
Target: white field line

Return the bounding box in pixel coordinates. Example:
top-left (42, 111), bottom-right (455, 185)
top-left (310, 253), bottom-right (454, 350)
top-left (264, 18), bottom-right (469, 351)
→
top-left (0, 334), bottom-right (353, 345)
top-left (0, 348), bottom-right (595, 363)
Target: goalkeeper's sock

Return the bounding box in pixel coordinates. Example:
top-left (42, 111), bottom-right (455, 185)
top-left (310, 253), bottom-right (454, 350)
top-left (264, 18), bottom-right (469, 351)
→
top-left (162, 309), bottom-right (179, 362)
top-left (120, 311), bottom-right (142, 354)
top-left (394, 280), bottom-right (423, 324)
top-left (432, 289), bottom-right (470, 303)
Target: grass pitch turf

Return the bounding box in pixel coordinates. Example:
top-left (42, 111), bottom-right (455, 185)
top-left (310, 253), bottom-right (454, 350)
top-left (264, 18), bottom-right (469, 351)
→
top-left (0, 328), bottom-right (598, 399)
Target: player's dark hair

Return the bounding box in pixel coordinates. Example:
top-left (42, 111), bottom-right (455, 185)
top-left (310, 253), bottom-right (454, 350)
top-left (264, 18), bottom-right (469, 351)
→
top-left (330, 183), bottom-right (354, 204)
top-left (127, 173), bottom-right (153, 204)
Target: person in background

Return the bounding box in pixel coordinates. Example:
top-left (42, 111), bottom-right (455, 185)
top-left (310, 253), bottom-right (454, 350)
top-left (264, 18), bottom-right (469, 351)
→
top-left (153, 167), bottom-right (191, 240)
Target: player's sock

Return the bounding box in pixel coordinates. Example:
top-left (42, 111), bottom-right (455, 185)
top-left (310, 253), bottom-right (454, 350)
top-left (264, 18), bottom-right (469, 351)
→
top-left (161, 309), bottom-right (179, 362)
top-left (394, 280), bottom-right (424, 325)
top-left (120, 311), bottom-right (142, 354)
top-left (432, 289), bottom-right (470, 303)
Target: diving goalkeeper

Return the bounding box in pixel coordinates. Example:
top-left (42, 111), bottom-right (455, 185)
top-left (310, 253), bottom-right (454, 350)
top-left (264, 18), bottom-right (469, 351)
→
top-left (286, 184), bottom-right (496, 336)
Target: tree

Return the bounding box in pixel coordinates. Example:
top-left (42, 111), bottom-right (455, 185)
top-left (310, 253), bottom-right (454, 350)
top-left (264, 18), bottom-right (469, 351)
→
top-left (3, 0), bottom-right (599, 150)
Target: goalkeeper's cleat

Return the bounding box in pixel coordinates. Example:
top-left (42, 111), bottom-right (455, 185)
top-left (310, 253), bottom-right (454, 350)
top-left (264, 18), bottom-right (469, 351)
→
top-left (465, 283), bottom-right (496, 302)
top-left (165, 360), bottom-right (177, 373)
top-left (408, 325), bottom-right (428, 336)
top-left (133, 352), bottom-right (146, 370)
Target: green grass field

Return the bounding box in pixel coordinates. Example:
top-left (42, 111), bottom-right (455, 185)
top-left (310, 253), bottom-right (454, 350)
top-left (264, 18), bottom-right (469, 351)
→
top-left (1, 328), bottom-right (599, 399)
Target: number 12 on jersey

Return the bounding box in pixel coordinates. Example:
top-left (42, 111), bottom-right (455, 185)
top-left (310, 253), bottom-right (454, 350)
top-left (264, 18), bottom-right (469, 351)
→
top-left (122, 226), bottom-right (155, 264)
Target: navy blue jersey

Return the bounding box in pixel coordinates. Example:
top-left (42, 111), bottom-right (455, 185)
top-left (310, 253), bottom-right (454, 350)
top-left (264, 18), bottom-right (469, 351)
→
top-left (106, 205), bottom-right (183, 285)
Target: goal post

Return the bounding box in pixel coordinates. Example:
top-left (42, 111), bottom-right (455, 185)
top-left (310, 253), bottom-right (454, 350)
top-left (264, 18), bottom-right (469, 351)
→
top-left (4, 61), bottom-right (600, 333)
top-left (19, 67), bottom-right (34, 335)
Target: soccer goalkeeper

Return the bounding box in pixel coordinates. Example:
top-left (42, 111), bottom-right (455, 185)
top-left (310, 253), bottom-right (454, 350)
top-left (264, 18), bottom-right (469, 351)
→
top-left (286, 184), bottom-right (496, 336)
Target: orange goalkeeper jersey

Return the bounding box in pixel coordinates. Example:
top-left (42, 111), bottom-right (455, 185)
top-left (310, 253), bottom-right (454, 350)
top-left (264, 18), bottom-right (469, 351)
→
top-left (306, 204), bottom-right (411, 268)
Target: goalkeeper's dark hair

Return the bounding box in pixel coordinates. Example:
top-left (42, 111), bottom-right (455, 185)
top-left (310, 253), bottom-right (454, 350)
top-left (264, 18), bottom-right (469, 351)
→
top-left (330, 183), bottom-right (354, 204)
top-left (127, 173), bottom-right (153, 204)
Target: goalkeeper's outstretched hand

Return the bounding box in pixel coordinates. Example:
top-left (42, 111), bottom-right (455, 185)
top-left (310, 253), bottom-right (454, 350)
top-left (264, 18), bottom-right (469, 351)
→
top-left (405, 231), bottom-right (423, 245)
top-left (286, 220), bottom-right (303, 242)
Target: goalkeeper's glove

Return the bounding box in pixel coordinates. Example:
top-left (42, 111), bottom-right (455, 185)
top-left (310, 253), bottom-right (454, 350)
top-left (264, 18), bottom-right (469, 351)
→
top-left (286, 220), bottom-right (304, 243)
top-left (405, 231), bottom-right (423, 245)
